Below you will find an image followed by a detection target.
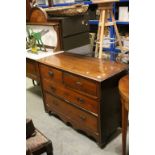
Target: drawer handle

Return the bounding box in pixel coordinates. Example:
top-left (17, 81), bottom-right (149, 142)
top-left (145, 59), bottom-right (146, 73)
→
top-left (77, 97), bottom-right (84, 104)
top-left (50, 86), bottom-right (56, 92)
top-left (79, 115), bottom-right (86, 121)
top-left (48, 71), bottom-right (54, 77)
top-left (76, 81), bottom-right (82, 86)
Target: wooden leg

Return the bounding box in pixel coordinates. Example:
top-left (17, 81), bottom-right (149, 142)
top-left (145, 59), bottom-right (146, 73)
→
top-left (95, 11), bottom-right (102, 58)
top-left (122, 104), bottom-right (128, 155)
top-left (46, 141), bottom-right (53, 155)
top-left (32, 80), bottom-right (37, 86)
top-left (110, 11), bottom-right (123, 52)
top-left (98, 10), bottom-right (106, 59)
top-left (32, 80), bottom-right (40, 86)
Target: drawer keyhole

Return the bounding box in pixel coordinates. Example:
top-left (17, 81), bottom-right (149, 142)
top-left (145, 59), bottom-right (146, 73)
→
top-left (79, 115), bottom-right (86, 121)
top-left (48, 71), bottom-right (54, 77)
top-left (77, 97), bottom-right (84, 104)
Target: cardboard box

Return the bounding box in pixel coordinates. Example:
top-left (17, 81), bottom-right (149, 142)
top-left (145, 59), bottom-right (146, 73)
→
top-left (119, 7), bottom-right (129, 21)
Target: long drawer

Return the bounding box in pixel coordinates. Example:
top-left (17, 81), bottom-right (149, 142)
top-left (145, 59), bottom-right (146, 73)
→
top-left (42, 79), bottom-right (98, 114)
top-left (45, 93), bottom-right (98, 133)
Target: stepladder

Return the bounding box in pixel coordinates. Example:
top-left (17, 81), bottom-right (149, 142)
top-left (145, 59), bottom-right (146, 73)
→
top-left (93, 1), bottom-right (123, 59)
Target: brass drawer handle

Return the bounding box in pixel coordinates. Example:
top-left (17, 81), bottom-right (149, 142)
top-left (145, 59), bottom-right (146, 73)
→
top-left (79, 115), bottom-right (86, 121)
top-left (76, 81), bottom-right (82, 86)
top-left (77, 97), bottom-right (84, 104)
top-left (48, 71), bottom-right (54, 77)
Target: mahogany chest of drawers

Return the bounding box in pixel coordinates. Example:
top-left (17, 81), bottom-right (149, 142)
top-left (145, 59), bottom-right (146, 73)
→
top-left (38, 53), bottom-right (128, 147)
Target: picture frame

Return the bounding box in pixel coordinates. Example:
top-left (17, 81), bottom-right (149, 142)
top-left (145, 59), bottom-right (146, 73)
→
top-left (36, 0), bottom-right (48, 5)
top-left (26, 22), bottom-right (61, 52)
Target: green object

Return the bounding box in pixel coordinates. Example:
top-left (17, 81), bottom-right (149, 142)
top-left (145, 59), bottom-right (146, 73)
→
top-left (31, 31), bottom-right (46, 51)
top-left (26, 28), bottom-right (46, 52)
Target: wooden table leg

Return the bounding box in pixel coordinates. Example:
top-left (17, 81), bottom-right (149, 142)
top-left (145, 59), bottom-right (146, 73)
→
top-left (122, 104), bottom-right (128, 155)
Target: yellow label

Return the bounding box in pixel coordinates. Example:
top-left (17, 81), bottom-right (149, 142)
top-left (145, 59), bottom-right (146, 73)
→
top-left (31, 47), bottom-right (37, 53)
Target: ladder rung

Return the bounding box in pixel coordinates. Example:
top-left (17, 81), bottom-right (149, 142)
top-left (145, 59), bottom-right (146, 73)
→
top-left (105, 22), bottom-right (115, 26)
top-left (96, 42), bottom-right (101, 44)
top-left (98, 22), bottom-right (115, 27)
top-left (98, 6), bottom-right (113, 10)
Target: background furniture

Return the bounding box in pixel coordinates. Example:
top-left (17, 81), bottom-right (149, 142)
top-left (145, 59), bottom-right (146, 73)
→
top-left (119, 75), bottom-right (129, 155)
top-left (26, 20), bottom-right (62, 83)
top-left (29, 7), bottom-right (90, 52)
top-left (92, 0), bottom-right (123, 59)
top-left (38, 52), bottom-right (128, 147)
top-left (26, 51), bottom-right (63, 85)
top-left (26, 118), bottom-right (53, 155)
top-left (47, 15), bottom-right (90, 51)
top-left (41, 0), bottom-right (129, 59)
top-left (26, 146), bottom-right (32, 155)
top-left (26, 58), bottom-right (40, 85)
top-left (26, 0), bottom-right (53, 22)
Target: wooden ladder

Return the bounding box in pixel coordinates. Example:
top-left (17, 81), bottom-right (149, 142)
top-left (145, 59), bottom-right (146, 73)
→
top-left (95, 2), bottom-right (123, 59)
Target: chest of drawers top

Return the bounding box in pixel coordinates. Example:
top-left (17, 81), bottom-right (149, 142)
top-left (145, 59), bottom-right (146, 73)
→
top-left (38, 53), bottom-right (128, 82)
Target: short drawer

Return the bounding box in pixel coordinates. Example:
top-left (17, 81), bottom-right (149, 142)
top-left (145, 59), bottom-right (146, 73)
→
top-left (45, 93), bottom-right (98, 133)
top-left (63, 72), bottom-right (97, 97)
top-left (42, 79), bottom-right (98, 114)
top-left (39, 64), bottom-right (62, 82)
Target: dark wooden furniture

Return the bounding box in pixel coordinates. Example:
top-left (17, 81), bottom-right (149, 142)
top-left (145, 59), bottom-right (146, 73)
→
top-left (29, 7), bottom-right (90, 51)
top-left (38, 53), bottom-right (128, 147)
top-left (26, 21), bottom-right (62, 83)
top-left (26, 0), bottom-right (31, 22)
top-left (26, 146), bottom-right (32, 155)
top-left (26, 0), bottom-right (53, 22)
top-left (119, 75), bottom-right (129, 155)
top-left (26, 58), bottom-right (40, 83)
top-left (47, 15), bottom-right (90, 51)
top-left (26, 118), bottom-right (36, 139)
top-left (26, 118), bottom-right (53, 155)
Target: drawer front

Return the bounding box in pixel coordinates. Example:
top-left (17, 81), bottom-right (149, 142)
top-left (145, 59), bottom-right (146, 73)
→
top-left (40, 64), bottom-right (62, 82)
top-left (63, 72), bottom-right (97, 97)
top-left (42, 79), bottom-right (98, 114)
top-left (45, 93), bottom-right (98, 133)
top-left (62, 15), bottom-right (89, 37)
top-left (26, 59), bottom-right (39, 81)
